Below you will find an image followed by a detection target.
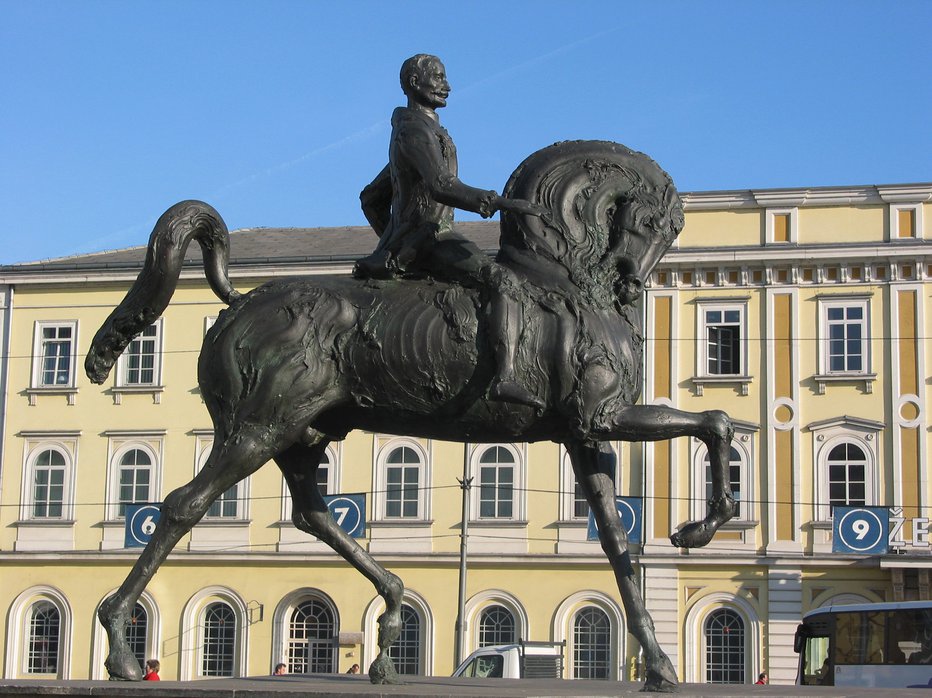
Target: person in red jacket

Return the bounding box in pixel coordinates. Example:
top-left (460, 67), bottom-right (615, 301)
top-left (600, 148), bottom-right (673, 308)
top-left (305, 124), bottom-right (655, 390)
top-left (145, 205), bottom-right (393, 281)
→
top-left (143, 659), bottom-right (160, 681)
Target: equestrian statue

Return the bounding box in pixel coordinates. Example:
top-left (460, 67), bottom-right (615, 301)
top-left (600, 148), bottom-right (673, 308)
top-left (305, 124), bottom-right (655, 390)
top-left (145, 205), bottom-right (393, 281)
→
top-left (86, 54), bottom-right (736, 693)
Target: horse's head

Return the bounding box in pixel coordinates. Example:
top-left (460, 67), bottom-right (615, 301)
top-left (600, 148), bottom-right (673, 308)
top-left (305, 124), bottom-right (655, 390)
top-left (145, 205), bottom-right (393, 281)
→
top-left (499, 140), bottom-right (683, 306)
top-left (607, 179), bottom-right (683, 305)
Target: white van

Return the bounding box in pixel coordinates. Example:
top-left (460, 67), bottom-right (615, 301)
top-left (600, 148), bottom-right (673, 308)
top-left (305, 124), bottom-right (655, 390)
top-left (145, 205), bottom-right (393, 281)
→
top-left (452, 640), bottom-right (565, 679)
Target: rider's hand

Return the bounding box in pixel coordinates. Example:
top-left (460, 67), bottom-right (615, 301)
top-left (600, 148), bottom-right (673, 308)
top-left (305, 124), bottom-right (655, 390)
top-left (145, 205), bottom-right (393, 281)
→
top-left (498, 197), bottom-right (551, 223)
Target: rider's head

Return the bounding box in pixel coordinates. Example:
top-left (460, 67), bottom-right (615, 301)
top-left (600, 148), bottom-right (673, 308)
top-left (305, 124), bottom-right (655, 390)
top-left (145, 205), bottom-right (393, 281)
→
top-left (400, 54), bottom-right (450, 109)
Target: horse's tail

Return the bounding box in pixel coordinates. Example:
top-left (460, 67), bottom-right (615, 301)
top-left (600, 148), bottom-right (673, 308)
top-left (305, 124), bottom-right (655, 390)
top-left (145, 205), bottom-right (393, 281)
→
top-left (85, 200), bottom-right (240, 384)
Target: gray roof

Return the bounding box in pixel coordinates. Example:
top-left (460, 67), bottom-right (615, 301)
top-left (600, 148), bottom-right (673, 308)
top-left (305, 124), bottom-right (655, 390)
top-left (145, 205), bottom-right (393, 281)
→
top-left (0, 221), bottom-right (502, 273)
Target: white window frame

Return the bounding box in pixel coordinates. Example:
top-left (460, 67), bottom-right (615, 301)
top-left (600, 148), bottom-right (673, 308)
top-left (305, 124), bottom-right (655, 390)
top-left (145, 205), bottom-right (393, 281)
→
top-left (697, 301), bottom-right (747, 378)
top-left (470, 444), bottom-right (525, 522)
top-left (4, 587), bottom-right (73, 679)
top-left (31, 321), bottom-right (78, 390)
top-left (890, 203), bottom-right (924, 240)
top-left (180, 587), bottom-right (248, 681)
top-left (815, 436), bottom-right (875, 522)
top-left (374, 440), bottom-right (429, 521)
top-left (766, 207), bottom-right (798, 244)
top-left (22, 442), bottom-right (76, 522)
top-left (106, 440), bottom-right (161, 521)
top-left (116, 320), bottom-right (164, 388)
top-left (684, 594), bottom-right (761, 684)
top-left (818, 296), bottom-right (870, 377)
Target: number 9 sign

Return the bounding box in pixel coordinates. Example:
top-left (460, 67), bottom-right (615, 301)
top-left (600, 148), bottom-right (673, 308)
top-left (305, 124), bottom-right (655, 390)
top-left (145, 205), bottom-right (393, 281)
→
top-left (833, 506), bottom-right (888, 554)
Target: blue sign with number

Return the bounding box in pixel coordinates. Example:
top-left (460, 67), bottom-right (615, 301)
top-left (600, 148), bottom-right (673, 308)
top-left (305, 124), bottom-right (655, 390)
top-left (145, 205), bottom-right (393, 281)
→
top-left (833, 506), bottom-right (889, 554)
top-left (324, 494), bottom-right (366, 538)
top-left (587, 497), bottom-right (642, 545)
top-left (125, 503), bottom-right (162, 548)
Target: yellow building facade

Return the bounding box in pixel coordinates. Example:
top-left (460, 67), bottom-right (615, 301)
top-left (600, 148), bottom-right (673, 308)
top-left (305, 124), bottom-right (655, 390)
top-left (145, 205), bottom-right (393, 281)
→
top-left (0, 183), bottom-right (929, 686)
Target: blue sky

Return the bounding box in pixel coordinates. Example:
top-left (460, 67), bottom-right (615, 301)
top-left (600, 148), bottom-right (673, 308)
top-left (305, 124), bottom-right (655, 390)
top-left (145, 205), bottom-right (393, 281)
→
top-left (2, 1), bottom-right (930, 264)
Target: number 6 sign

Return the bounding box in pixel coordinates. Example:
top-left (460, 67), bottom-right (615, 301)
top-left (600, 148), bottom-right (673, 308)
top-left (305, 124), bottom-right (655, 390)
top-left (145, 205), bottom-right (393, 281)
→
top-left (833, 506), bottom-right (889, 554)
top-left (125, 503), bottom-right (162, 548)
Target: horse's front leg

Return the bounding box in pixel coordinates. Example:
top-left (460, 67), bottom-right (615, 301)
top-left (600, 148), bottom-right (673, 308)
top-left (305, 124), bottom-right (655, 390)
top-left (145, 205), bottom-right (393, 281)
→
top-left (566, 440), bottom-right (678, 693)
top-left (594, 404), bottom-right (736, 549)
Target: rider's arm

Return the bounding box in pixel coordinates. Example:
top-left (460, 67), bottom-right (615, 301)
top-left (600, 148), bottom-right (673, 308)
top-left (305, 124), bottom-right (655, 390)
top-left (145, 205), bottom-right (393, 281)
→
top-left (360, 164), bottom-right (392, 237)
top-left (401, 122), bottom-right (499, 218)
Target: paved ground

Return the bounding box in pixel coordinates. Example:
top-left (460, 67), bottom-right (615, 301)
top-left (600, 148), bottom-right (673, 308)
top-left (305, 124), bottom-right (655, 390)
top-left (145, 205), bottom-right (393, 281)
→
top-left (1, 675), bottom-right (931, 698)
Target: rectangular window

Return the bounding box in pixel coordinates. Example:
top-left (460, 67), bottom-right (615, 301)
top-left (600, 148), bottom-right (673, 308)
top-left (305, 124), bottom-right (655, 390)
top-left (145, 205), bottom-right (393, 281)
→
top-left (898, 208), bottom-right (916, 238)
top-left (703, 307), bottom-right (743, 376)
top-left (768, 209), bottom-right (796, 244)
top-left (773, 213), bottom-right (790, 243)
top-left (386, 465), bottom-right (419, 518)
top-left (207, 484), bottom-right (240, 519)
top-left (118, 467), bottom-right (151, 517)
top-left (33, 466), bottom-right (65, 518)
top-left (35, 323), bottom-right (76, 388)
top-left (121, 324), bottom-right (160, 386)
top-left (479, 464), bottom-right (514, 518)
top-left (825, 305), bottom-right (865, 373)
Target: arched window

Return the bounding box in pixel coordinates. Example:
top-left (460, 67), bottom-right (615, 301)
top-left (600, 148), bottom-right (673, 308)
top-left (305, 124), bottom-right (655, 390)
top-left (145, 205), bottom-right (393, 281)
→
top-left (31, 449), bottom-right (67, 519)
top-left (704, 446), bottom-right (742, 517)
top-left (125, 603), bottom-right (148, 672)
top-left (27, 601), bottom-right (60, 674)
top-left (704, 608), bottom-right (745, 684)
top-left (287, 599), bottom-right (337, 674)
top-left (388, 604), bottom-right (422, 675)
top-left (478, 605), bottom-right (516, 647)
top-left (385, 446), bottom-right (422, 519)
top-left (477, 447), bottom-right (515, 519)
top-left (573, 606), bottom-right (611, 679)
top-left (117, 449), bottom-right (152, 517)
top-left (827, 442), bottom-right (867, 512)
top-left (200, 602), bottom-right (237, 677)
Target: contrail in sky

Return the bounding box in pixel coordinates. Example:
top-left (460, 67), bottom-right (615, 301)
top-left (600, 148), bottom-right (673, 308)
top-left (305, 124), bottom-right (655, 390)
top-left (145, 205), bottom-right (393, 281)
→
top-left (88, 26), bottom-right (618, 256)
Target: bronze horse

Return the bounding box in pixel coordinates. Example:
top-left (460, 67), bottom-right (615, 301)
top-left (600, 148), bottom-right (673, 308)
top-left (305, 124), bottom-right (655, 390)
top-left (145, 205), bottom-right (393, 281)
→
top-left (86, 140), bottom-right (735, 692)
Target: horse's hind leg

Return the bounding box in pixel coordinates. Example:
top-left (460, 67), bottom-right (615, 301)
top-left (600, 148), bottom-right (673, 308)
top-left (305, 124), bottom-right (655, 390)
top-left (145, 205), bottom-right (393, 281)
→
top-left (100, 426), bottom-right (277, 680)
top-left (274, 438), bottom-right (404, 685)
top-left (566, 440), bottom-right (677, 692)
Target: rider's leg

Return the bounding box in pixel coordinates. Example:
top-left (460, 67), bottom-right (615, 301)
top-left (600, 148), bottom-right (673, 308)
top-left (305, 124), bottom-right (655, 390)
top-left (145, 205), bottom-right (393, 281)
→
top-left (486, 281), bottom-right (545, 410)
top-left (426, 234), bottom-right (545, 409)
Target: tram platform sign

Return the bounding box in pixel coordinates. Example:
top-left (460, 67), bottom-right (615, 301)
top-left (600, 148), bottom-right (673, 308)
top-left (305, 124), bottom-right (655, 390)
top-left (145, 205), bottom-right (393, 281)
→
top-left (587, 497), bottom-right (642, 545)
top-left (324, 494), bottom-right (366, 538)
top-left (833, 506), bottom-right (889, 554)
top-left (124, 503), bottom-right (162, 548)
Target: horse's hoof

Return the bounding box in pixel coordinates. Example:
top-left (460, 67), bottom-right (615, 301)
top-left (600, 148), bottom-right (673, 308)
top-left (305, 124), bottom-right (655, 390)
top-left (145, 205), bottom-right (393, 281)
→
top-left (670, 521), bottom-right (714, 549)
top-left (105, 657), bottom-right (143, 681)
top-left (368, 653), bottom-right (403, 685)
top-left (641, 676), bottom-right (679, 693)
top-left (641, 653), bottom-right (679, 692)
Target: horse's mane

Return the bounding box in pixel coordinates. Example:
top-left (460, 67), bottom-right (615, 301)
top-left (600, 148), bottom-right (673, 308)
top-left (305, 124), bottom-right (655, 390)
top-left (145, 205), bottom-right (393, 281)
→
top-left (498, 140), bottom-right (684, 304)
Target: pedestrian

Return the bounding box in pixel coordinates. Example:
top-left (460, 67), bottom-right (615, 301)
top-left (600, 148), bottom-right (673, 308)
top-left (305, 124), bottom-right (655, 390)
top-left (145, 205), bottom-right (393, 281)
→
top-left (346, 663), bottom-right (359, 674)
top-left (273, 663), bottom-right (286, 675)
top-left (143, 659), bottom-right (160, 681)
top-left (755, 671), bottom-right (768, 684)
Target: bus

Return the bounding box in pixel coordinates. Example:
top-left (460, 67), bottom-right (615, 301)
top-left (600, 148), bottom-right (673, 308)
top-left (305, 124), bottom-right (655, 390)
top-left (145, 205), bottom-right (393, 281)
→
top-left (795, 601), bottom-right (932, 688)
